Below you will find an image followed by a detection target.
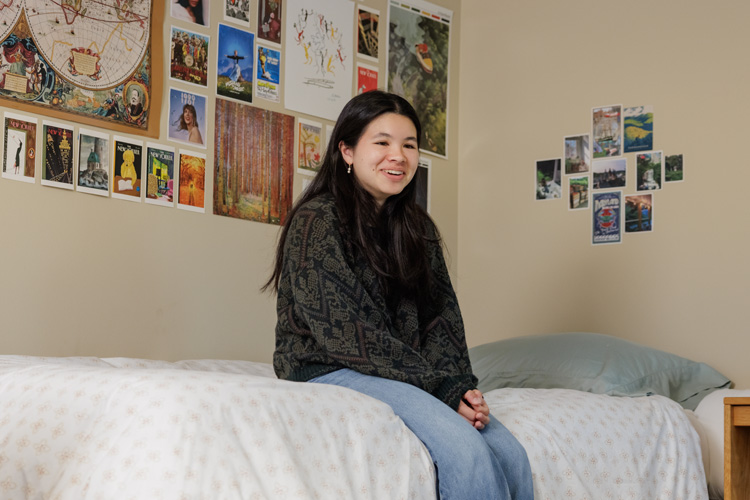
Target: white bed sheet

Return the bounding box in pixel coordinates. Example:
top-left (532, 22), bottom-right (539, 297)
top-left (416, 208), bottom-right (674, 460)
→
top-left (0, 356), bottom-right (435, 500)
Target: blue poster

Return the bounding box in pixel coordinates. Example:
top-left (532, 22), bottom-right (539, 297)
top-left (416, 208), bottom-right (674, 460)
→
top-left (216, 23), bottom-right (255, 104)
top-left (624, 105), bottom-right (654, 153)
top-left (592, 191), bottom-right (622, 245)
top-left (167, 88), bottom-right (207, 148)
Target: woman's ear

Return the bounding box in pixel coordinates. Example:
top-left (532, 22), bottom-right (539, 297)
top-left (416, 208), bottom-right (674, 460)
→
top-left (339, 140), bottom-right (354, 165)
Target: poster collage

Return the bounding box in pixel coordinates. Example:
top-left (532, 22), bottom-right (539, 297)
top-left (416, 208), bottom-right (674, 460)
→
top-left (535, 105), bottom-right (685, 245)
top-left (0, 0), bottom-right (452, 225)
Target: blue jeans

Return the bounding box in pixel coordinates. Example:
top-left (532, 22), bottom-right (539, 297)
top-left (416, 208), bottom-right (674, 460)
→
top-left (311, 369), bottom-right (534, 500)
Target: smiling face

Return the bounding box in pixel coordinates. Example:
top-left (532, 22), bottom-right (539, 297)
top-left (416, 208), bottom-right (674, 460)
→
top-left (339, 112), bottom-right (419, 207)
top-left (183, 106), bottom-right (194, 126)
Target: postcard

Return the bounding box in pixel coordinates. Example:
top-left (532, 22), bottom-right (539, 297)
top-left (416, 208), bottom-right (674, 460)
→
top-left (624, 194), bottom-right (654, 233)
top-left (170, 26), bottom-right (210, 87)
top-left (177, 150), bottom-right (206, 212)
top-left (564, 133), bottom-right (590, 174)
top-left (3, 111), bottom-right (37, 183)
top-left (112, 136), bottom-right (143, 202)
top-left (665, 154), bottom-right (684, 182)
top-left (41, 120), bottom-right (75, 189)
top-left (257, 0), bottom-right (282, 46)
top-left (168, 88), bottom-right (207, 149)
top-left (216, 23), bottom-right (255, 104)
top-left (623, 105), bottom-right (653, 153)
top-left (357, 4), bottom-right (379, 62)
top-left (357, 62), bottom-right (378, 94)
top-left (636, 151), bottom-right (663, 191)
top-left (255, 45), bottom-right (280, 103)
top-left (77, 128), bottom-right (110, 196)
top-left (592, 105), bottom-right (622, 158)
top-left (297, 118), bottom-right (323, 175)
top-left (592, 157), bottom-right (627, 190)
top-left (592, 191), bottom-right (622, 245)
top-left (535, 158), bottom-right (562, 200)
top-left (224, 0), bottom-right (250, 27)
top-left (145, 144), bottom-right (176, 207)
top-left (568, 175), bottom-right (589, 211)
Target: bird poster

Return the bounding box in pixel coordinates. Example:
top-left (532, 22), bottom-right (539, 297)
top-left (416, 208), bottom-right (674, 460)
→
top-left (112, 136), bottom-right (143, 202)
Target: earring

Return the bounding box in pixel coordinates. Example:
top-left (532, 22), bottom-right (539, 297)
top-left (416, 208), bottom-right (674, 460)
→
top-left (347, 163), bottom-right (352, 174)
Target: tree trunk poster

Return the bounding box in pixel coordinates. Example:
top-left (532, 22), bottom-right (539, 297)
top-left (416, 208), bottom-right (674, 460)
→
top-left (213, 98), bottom-right (294, 226)
top-left (0, 0), bottom-right (154, 133)
top-left (387, 0), bottom-right (452, 158)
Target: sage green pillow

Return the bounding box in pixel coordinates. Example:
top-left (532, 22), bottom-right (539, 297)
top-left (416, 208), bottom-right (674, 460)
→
top-left (468, 332), bottom-right (730, 410)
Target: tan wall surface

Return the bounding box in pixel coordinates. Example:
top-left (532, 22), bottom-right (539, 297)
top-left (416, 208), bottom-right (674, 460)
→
top-left (0, 0), bottom-right (462, 363)
top-left (457, 0), bottom-right (750, 387)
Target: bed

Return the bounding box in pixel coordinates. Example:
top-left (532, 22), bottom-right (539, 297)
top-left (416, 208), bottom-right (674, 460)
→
top-left (0, 333), bottom-right (734, 499)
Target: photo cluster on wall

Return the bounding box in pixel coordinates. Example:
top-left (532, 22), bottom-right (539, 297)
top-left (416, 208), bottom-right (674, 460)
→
top-left (0, 0), bottom-right (451, 226)
top-left (535, 104), bottom-right (685, 245)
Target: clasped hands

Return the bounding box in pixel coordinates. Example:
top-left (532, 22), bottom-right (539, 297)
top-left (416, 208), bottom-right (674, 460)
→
top-left (457, 388), bottom-right (490, 430)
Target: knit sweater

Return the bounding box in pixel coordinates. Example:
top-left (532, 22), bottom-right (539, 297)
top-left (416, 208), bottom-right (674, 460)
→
top-left (273, 194), bottom-right (478, 410)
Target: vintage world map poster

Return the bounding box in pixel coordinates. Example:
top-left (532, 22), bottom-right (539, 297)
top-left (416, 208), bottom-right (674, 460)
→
top-left (0, 0), bottom-right (154, 132)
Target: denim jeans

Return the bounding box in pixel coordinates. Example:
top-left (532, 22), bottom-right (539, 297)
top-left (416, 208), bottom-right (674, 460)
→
top-left (311, 369), bottom-right (534, 500)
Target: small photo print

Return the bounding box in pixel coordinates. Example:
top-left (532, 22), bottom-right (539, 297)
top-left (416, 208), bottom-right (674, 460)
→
top-left (592, 105), bottom-right (622, 158)
top-left (168, 88), bottom-right (207, 148)
top-left (624, 194), bottom-right (653, 233)
top-left (297, 118), bottom-right (323, 175)
top-left (145, 144), bottom-right (176, 207)
top-left (357, 4), bottom-right (379, 62)
top-left (623, 105), bottom-right (653, 153)
top-left (3, 112), bottom-right (37, 183)
top-left (415, 156), bottom-right (431, 213)
top-left (216, 23), bottom-right (255, 104)
top-left (592, 191), bottom-right (622, 245)
top-left (225, 0), bottom-right (250, 26)
top-left (636, 151), bottom-right (663, 191)
top-left (257, 0), bottom-right (282, 46)
top-left (592, 157), bottom-right (626, 190)
top-left (171, 0), bottom-right (209, 26)
top-left (256, 45), bottom-right (281, 102)
top-left (665, 154), bottom-right (684, 182)
top-left (170, 26), bottom-right (210, 87)
top-left (77, 128), bottom-right (110, 196)
top-left (568, 175), bottom-right (589, 210)
top-left (564, 134), bottom-right (590, 174)
top-left (112, 136), bottom-right (143, 202)
top-left (356, 62), bottom-right (378, 94)
top-left (177, 150), bottom-right (206, 212)
top-left (41, 120), bottom-right (74, 189)
top-left (535, 158), bottom-right (562, 200)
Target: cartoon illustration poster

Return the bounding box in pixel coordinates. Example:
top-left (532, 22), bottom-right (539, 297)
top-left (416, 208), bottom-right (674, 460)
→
top-left (625, 194), bottom-right (653, 233)
top-left (112, 136), bottom-right (143, 201)
top-left (564, 134), bottom-right (590, 174)
top-left (177, 150), bottom-right (206, 212)
top-left (168, 88), bottom-right (207, 148)
top-left (77, 128), bottom-right (110, 196)
top-left (592, 191), bottom-right (622, 245)
top-left (213, 98), bottom-right (295, 225)
top-left (256, 45), bottom-right (281, 102)
top-left (258, 0), bottom-right (282, 45)
top-left (592, 105), bottom-right (622, 158)
top-left (388, 0), bottom-right (452, 158)
top-left (0, 3), bottom-right (152, 131)
top-left (568, 175), bottom-right (589, 211)
top-left (297, 118), bottom-right (323, 175)
top-left (145, 144), bottom-right (175, 207)
top-left (357, 4), bottom-right (379, 62)
top-left (535, 158), bottom-right (561, 200)
top-left (216, 24), bottom-right (255, 104)
top-left (2, 112), bottom-right (37, 183)
top-left (225, 0), bottom-right (251, 26)
top-left (170, 27), bottom-right (210, 87)
top-left (41, 120), bottom-right (74, 189)
top-left (624, 105), bottom-right (654, 153)
top-left (637, 151), bottom-right (663, 191)
top-left (284, 0), bottom-right (354, 121)
top-left (357, 62), bottom-right (378, 94)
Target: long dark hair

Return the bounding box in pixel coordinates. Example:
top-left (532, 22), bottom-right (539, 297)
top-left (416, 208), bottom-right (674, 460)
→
top-left (263, 90), bottom-right (439, 305)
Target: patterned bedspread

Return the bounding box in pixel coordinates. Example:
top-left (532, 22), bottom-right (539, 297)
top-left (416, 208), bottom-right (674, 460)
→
top-left (0, 356), bottom-right (708, 500)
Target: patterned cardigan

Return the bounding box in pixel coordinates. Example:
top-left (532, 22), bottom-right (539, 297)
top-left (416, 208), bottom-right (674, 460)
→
top-left (273, 194), bottom-right (477, 410)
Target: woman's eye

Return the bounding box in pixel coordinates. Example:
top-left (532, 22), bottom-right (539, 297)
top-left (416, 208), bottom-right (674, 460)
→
top-left (404, 144), bottom-right (416, 149)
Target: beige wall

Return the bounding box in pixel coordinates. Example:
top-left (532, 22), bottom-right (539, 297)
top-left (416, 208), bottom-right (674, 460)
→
top-left (0, 0), bottom-right (463, 363)
top-left (457, 0), bottom-right (750, 388)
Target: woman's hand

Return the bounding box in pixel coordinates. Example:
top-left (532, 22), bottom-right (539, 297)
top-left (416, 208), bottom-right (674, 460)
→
top-left (457, 389), bottom-right (490, 430)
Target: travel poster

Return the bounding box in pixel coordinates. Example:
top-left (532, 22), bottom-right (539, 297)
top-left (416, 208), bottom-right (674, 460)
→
top-left (623, 105), bottom-right (654, 153)
top-left (592, 191), bottom-right (622, 245)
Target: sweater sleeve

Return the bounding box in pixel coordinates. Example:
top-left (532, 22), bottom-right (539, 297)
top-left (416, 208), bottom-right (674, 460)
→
top-left (284, 204), bottom-right (474, 407)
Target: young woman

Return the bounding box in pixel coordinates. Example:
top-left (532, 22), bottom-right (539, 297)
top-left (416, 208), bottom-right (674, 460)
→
top-left (265, 91), bottom-right (533, 499)
top-left (176, 104), bottom-right (203, 145)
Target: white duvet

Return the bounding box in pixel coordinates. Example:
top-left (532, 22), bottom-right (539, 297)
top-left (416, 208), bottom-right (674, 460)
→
top-left (0, 356), bottom-right (708, 500)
